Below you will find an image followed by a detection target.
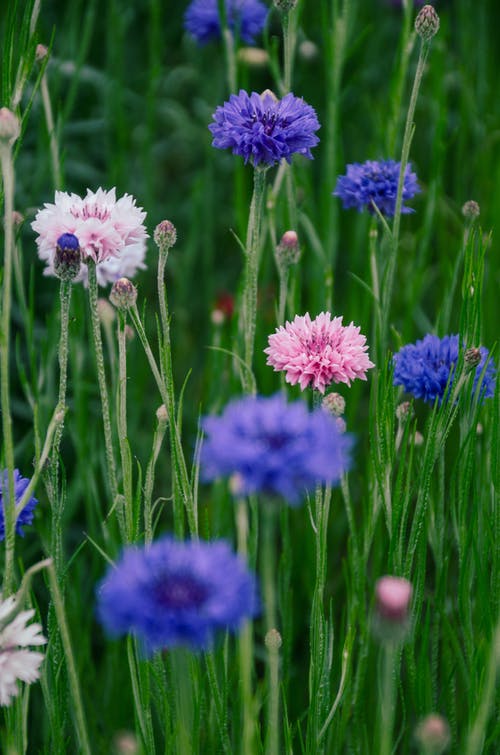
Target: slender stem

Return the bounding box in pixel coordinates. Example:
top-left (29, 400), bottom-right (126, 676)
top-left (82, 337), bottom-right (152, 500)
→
top-left (464, 619), bottom-right (500, 755)
top-left (205, 652), bottom-right (232, 754)
top-left (236, 499), bottom-right (256, 754)
top-left (117, 311), bottom-right (134, 541)
top-left (144, 409), bottom-right (168, 544)
top-left (126, 637), bottom-right (156, 753)
top-left (40, 69), bottom-right (63, 188)
top-left (242, 167), bottom-right (267, 393)
top-left (262, 506), bottom-right (280, 755)
top-left (1, 143), bottom-right (18, 596)
top-left (49, 279), bottom-right (72, 486)
top-left (47, 561), bottom-right (91, 755)
top-left (86, 261), bottom-right (118, 502)
top-left (281, 10), bottom-right (296, 95)
top-left (222, 28), bottom-right (237, 94)
top-left (277, 267), bottom-right (289, 326)
top-left (129, 303), bottom-right (167, 404)
top-left (378, 642), bottom-right (397, 755)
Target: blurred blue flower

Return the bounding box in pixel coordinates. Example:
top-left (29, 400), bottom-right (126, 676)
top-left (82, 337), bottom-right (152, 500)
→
top-left (393, 334), bottom-right (496, 404)
top-left (184, 0), bottom-right (268, 45)
top-left (97, 538), bottom-right (258, 652)
top-left (333, 159), bottom-right (420, 216)
top-left (0, 469), bottom-right (38, 540)
top-left (209, 89), bottom-right (320, 167)
top-left (201, 394), bottom-right (352, 504)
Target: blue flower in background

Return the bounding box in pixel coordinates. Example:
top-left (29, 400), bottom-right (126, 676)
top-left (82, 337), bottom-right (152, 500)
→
top-left (0, 469), bottom-right (38, 540)
top-left (184, 0), bottom-right (268, 45)
top-left (209, 89), bottom-right (320, 167)
top-left (334, 159), bottom-right (420, 216)
top-left (96, 538), bottom-right (258, 652)
top-left (393, 334), bottom-right (496, 404)
top-left (201, 394), bottom-right (352, 503)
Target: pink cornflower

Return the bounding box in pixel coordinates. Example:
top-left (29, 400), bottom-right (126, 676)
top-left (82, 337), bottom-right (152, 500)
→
top-left (32, 187), bottom-right (148, 286)
top-left (265, 312), bottom-right (374, 394)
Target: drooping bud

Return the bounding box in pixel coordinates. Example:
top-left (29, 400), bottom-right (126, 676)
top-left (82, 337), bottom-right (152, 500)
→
top-left (462, 200), bottom-right (480, 220)
top-left (54, 233), bottom-right (81, 281)
top-left (414, 714), bottom-right (451, 754)
top-left (275, 230), bottom-right (301, 268)
top-left (109, 277), bottom-right (137, 310)
top-left (153, 220), bottom-right (177, 252)
top-left (375, 575), bottom-right (413, 623)
top-left (322, 392), bottom-right (346, 417)
top-left (415, 5), bottom-right (440, 41)
top-left (0, 107), bottom-right (20, 147)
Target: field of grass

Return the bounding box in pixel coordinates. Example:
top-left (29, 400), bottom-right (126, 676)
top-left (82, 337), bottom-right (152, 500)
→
top-left (0, 0), bottom-right (499, 752)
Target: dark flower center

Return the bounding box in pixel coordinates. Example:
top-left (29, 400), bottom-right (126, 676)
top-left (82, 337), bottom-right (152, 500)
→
top-left (154, 575), bottom-right (208, 610)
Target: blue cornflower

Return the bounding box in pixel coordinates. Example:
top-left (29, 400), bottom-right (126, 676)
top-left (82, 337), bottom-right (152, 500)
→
top-left (333, 159), bottom-right (420, 216)
top-left (201, 394), bottom-right (352, 504)
top-left (393, 334), bottom-right (496, 404)
top-left (0, 469), bottom-right (38, 540)
top-left (184, 0), bottom-right (268, 45)
top-left (209, 89), bottom-right (320, 167)
top-left (96, 538), bottom-right (258, 652)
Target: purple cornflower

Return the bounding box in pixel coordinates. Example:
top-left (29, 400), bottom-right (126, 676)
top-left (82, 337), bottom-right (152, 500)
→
top-left (209, 89), bottom-right (320, 167)
top-left (201, 394), bottom-right (352, 504)
top-left (393, 334), bottom-right (496, 404)
top-left (96, 538), bottom-right (258, 652)
top-left (184, 0), bottom-right (268, 45)
top-left (0, 470), bottom-right (38, 540)
top-left (333, 159), bottom-right (420, 216)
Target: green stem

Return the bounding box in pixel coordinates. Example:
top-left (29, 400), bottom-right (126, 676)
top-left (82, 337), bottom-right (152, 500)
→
top-left (86, 260), bottom-right (118, 503)
top-left (263, 508), bottom-right (280, 755)
top-left (205, 652), bottom-right (232, 755)
top-left (144, 408), bottom-right (168, 544)
top-left (1, 143), bottom-right (18, 596)
top-left (378, 643), bottom-right (398, 755)
top-left (49, 279), bottom-right (72, 486)
top-left (242, 167), bottom-right (267, 393)
top-left (464, 619), bottom-right (500, 755)
top-left (40, 69), bottom-right (63, 188)
top-left (281, 10), bottom-right (296, 95)
top-left (236, 499), bottom-right (256, 754)
top-left (47, 561), bottom-right (92, 755)
top-left (126, 636), bottom-right (156, 753)
top-left (117, 311), bottom-right (134, 541)
top-left (129, 303), bottom-right (167, 404)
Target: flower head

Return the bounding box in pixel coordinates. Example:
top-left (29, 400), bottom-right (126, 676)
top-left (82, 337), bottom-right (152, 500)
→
top-left (375, 576), bottom-right (413, 623)
top-left (184, 0), bottom-right (268, 45)
top-left (201, 393), bottom-right (352, 503)
top-left (209, 89), bottom-right (320, 167)
top-left (32, 187), bottom-right (148, 285)
top-left (0, 470), bottom-right (38, 540)
top-left (393, 334), bottom-right (496, 404)
top-left (333, 159), bottom-right (420, 216)
top-left (265, 312), bottom-right (375, 394)
top-left (0, 595), bottom-right (46, 706)
top-left (96, 538), bottom-right (258, 652)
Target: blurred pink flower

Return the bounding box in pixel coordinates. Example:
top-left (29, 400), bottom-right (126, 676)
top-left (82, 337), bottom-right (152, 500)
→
top-left (32, 187), bottom-right (147, 286)
top-left (265, 312), bottom-right (374, 393)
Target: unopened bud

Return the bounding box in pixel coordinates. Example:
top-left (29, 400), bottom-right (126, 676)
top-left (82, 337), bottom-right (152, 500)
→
top-left (156, 404), bottom-right (168, 427)
top-left (12, 211), bottom-right (24, 227)
top-left (322, 392), bottom-right (346, 417)
top-left (396, 401), bottom-right (413, 421)
top-left (109, 278), bottom-right (137, 310)
top-left (113, 730), bottom-right (140, 755)
top-left (124, 325), bottom-right (135, 342)
top-left (298, 40), bottom-right (319, 61)
top-left (0, 107), bottom-right (20, 146)
top-left (237, 47), bottom-right (269, 67)
top-left (274, 0), bottom-right (298, 11)
top-left (97, 298), bottom-right (116, 326)
top-left (36, 44), bottom-right (49, 62)
top-left (414, 714), bottom-right (451, 754)
top-left (154, 220), bottom-right (177, 251)
top-left (415, 5), bottom-right (440, 41)
top-left (413, 431), bottom-right (424, 447)
top-left (462, 200), bottom-right (480, 220)
top-left (211, 309), bottom-right (225, 326)
top-left (264, 628), bottom-right (282, 650)
top-left (464, 347), bottom-right (481, 370)
top-left (276, 230), bottom-right (301, 268)
top-left (375, 575), bottom-right (413, 623)
top-left (54, 233), bottom-right (81, 281)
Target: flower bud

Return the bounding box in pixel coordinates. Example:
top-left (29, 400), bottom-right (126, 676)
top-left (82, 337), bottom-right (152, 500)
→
top-left (54, 233), bottom-right (81, 281)
top-left (154, 220), bottom-right (177, 251)
top-left (0, 107), bottom-right (20, 147)
top-left (413, 431), bottom-right (424, 447)
top-left (156, 404), bottom-right (168, 427)
top-left (464, 347), bottom-right (481, 371)
top-left (462, 200), bottom-right (480, 220)
top-left (396, 401), bottom-right (413, 422)
top-left (322, 392), bottom-right (346, 417)
top-left (298, 40), bottom-right (319, 61)
top-left (274, 0), bottom-right (298, 11)
top-left (415, 5), bottom-right (440, 41)
top-left (275, 230), bottom-right (301, 268)
top-left (375, 575), bottom-right (413, 623)
top-left (12, 211), bottom-right (24, 227)
top-left (36, 44), bottom-right (49, 62)
top-left (414, 714), bottom-right (451, 754)
top-left (113, 730), bottom-right (140, 755)
top-left (264, 628), bottom-right (282, 651)
top-left (237, 47), bottom-right (269, 67)
top-left (109, 278), bottom-right (137, 310)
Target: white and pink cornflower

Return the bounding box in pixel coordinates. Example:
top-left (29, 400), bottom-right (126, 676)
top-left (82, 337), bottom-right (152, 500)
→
top-left (265, 312), bottom-right (375, 394)
top-left (31, 187), bottom-right (148, 286)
